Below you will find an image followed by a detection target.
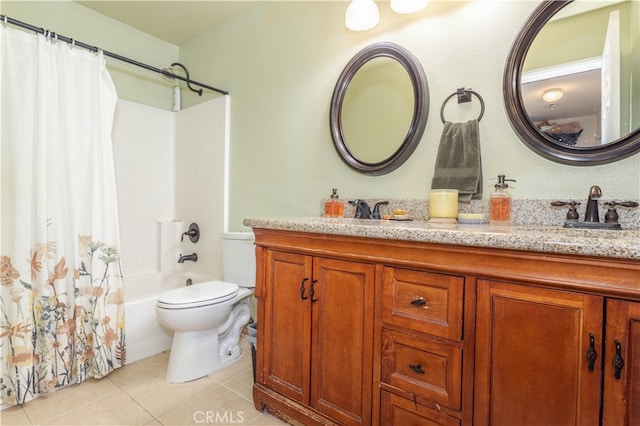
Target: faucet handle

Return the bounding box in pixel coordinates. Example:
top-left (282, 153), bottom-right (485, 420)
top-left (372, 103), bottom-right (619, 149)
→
top-left (551, 201), bottom-right (581, 220)
top-left (372, 201), bottom-right (389, 219)
top-left (603, 201), bottom-right (639, 224)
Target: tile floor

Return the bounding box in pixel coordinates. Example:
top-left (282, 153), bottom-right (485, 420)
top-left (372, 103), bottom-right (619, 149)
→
top-left (1, 339), bottom-right (288, 425)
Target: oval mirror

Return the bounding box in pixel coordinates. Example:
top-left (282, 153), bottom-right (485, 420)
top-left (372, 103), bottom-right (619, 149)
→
top-left (504, 0), bottom-right (640, 165)
top-left (330, 42), bottom-right (429, 175)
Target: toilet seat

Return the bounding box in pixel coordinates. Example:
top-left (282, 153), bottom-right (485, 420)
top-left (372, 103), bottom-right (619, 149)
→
top-left (157, 281), bottom-right (239, 310)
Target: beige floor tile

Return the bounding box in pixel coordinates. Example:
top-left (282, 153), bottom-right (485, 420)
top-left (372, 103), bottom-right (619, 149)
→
top-left (22, 378), bottom-right (121, 425)
top-left (207, 349), bottom-right (253, 386)
top-left (0, 405), bottom-right (31, 425)
top-left (42, 391), bottom-right (153, 425)
top-left (245, 413), bottom-right (290, 425)
top-left (156, 384), bottom-right (262, 426)
top-left (124, 376), bottom-right (215, 418)
top-left (222, 367), bottom-right (255, 403)
top-left (109, 352), bottom-right (170, 389)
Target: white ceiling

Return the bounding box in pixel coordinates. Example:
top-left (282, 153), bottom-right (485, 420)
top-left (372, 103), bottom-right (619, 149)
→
top-left (75, 1), bottom-right (254, 45)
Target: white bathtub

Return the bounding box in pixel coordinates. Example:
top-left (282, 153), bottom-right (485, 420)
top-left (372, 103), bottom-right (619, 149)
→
top-left (124, 272), bottom-right (213, 364)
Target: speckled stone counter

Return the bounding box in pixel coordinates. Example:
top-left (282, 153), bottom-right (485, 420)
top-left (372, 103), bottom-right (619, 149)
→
top-left (243, 217), bottom-right (640, 260)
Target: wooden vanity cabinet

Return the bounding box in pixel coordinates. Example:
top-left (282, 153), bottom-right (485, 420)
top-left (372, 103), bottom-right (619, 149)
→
top-left (253, 247), bottom-right (375, 426)
top-left (250, 228), bottom-right (639, 426)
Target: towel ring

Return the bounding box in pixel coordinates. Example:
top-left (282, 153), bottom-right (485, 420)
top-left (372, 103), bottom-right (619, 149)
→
top-left (440, 88), bottom-right (485, 123)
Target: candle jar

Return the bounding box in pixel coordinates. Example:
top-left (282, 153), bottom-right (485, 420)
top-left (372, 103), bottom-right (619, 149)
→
top-left (429, 189), bottom-right (459, 220)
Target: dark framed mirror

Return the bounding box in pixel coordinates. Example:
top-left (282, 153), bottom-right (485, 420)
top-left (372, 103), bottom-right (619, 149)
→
top-left (504, 0), bottom-right (640, 165)
top-left (330, 42), bottom-right (429, 175)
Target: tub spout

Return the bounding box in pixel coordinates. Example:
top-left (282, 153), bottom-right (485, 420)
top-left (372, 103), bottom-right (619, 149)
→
top-left (178, 253), bottom-right (198, 263)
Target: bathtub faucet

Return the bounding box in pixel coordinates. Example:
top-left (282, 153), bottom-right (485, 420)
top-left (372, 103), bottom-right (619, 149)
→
top-left (178, 253), bottom-right (198, 263)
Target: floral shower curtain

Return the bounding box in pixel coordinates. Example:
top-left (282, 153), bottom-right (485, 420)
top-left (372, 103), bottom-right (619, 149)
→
top-left (0, 25), bottom-right (125, 405)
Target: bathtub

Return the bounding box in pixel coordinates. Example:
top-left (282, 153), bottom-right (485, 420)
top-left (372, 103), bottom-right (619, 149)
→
top-left (124, 272), bottom-right (212, 364)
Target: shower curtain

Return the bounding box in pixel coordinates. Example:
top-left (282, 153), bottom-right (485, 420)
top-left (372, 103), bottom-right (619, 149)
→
top-left (0, 26), bottom-right (125, 405)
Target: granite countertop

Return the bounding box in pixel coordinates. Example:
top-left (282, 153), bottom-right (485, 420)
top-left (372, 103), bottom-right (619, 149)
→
top-left (243, 217), bottom-right (640, 260)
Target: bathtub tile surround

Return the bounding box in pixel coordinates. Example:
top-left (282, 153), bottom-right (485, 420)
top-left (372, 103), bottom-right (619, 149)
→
top-left (328, 198), bottom-right (640, 229)
top-left (112, 98), bottom-right (228, 365)
top-left (1, 339), bottom-right (287, 425)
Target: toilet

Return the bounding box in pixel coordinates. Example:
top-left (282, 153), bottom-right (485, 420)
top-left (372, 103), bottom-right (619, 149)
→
top-left (156, 231), bottom-right (255, 383)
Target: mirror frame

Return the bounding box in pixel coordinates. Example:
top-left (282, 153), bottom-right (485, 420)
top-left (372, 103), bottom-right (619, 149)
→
top-left (330, 42), bottom-right (429, 175)
top-left (503, 0), bottom-right (640, 165)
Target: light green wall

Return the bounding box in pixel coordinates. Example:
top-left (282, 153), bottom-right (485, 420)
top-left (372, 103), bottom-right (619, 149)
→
top-left (3, 0), bottom-right (180, 110)
top-left (4, 1), bottom-right (640, 231)
top-left (178, 1), bottom-right (639, 230)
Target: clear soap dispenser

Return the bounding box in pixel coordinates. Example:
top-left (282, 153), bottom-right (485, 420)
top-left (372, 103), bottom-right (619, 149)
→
top-left (490, 175), bottom-right (516, 225)
top-left (324, 188), bottom-right (345, 218)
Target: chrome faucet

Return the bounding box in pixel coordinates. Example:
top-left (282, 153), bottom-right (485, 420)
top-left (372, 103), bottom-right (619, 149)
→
top-left (178, 253), bottom-right (198, 263)
top-left (584, 185), bottom-right (602, 223)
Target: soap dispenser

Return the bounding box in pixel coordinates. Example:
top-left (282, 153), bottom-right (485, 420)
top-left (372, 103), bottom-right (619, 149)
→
top-left (490, 175), bottom-right (516, 225)
top-left (324, 188), bottom-right (345, 218)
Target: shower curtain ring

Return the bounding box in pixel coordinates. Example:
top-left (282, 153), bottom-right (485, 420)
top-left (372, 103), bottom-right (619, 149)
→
top-left (2, 15), bottom-right (7, 27)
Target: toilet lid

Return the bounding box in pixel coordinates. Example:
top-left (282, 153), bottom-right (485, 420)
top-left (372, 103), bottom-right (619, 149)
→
top-left (157, 281), bottom-right (239, 309)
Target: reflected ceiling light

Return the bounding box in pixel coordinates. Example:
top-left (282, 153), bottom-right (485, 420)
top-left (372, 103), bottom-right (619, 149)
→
top-left (391, 0), bottom-right (430, 14)
top-left (542, 88), bottom-right (564, 103)
top-left (345, 0), bottom-right (380, 31)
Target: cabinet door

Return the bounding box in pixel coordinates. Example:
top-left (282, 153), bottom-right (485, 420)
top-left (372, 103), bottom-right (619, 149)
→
top-left (311, 257), bottom-right (375, 426)
top-left (475, 280), bottom-right (603, 426)
top-left (603, 299), bottom-right (640, 426)
top-left (262, 250), bottom-right (312, 403)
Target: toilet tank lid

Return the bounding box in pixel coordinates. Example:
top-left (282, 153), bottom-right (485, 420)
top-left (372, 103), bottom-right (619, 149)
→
top-left (222, 231), bottom-right (254, 241)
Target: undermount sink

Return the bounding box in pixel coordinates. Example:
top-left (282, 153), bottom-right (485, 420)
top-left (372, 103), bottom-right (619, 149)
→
top-left (563, 220), bottom-right (621, 230)
top-left (516, 225), bottom-right (639, 241)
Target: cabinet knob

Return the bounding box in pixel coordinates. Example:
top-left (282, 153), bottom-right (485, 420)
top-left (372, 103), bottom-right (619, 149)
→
top-left (410, 297), bottom-right (427, 306)
top-left (409, 363), bottom-right (425, 374)
top-left (613, 339), bottom-right (625, 380)
top-left (586, 333), bottom-right (598, 372)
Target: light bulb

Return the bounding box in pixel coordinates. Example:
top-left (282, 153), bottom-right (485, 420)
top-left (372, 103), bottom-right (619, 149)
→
top-left (345, 0), bottom-right (380, 31)
top-left (391, 0), bottom-right (430, 14)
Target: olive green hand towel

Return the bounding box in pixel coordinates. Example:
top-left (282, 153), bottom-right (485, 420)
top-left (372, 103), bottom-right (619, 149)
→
top-left (431, 118), bottom-right (483, 202)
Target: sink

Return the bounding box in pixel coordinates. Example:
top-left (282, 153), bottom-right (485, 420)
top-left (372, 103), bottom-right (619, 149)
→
top-left (563, 220), bottom-right (621, 230)
top-left (516, 225), bottom-right (639, 241)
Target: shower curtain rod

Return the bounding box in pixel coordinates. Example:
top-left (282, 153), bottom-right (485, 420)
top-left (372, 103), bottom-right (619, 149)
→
top-left (1, 15), bottom-right (229, 96)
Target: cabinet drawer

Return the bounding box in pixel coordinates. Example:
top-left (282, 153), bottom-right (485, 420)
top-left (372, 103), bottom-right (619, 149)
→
top-left (381, 329), bottom-right (462, 410)
top-left (380, 390), bottom-right (460, 426)
top-left (382, 267), bottom-right (464, 340)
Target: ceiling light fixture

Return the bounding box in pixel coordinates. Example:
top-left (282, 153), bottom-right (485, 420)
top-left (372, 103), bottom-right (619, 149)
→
top-left (345, 0), bottom-right (380, 31)
top-left (542, 88), bottom-right (563, 103)
top-left (391, 0), bottom-right (430, 14)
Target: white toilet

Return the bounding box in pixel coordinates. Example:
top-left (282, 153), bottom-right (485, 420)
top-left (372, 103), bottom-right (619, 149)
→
top-left (156, 231), bottom-right (255, 383)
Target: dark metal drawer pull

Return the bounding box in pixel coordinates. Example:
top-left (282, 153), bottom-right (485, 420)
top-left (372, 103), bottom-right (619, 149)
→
top-left (410, 297), bottom-right (426, 306)
top-left (586, 333), bottom-right (597, 372)
top-left (300, 278), bottom-right (309, 300)
top-left (613, 339), bottom-right (625, 380)
top-left (409, 363), bottom-right (425, 374)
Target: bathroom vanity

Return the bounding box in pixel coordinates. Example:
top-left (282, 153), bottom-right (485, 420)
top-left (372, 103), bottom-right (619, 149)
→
top-left (245, 218), bottom-right (639, 426)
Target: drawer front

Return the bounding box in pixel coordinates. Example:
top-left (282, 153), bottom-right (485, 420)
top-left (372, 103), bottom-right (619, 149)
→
top-left (380, 390), bottom-right (461, 426)
top-left (382, 267), bottom-right (464, 340)
top-left (381, 329), bottom-right (462, 410)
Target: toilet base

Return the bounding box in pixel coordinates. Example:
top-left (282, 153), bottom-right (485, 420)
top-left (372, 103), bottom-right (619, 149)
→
top-left (164, 301), bottom-right (251, 383)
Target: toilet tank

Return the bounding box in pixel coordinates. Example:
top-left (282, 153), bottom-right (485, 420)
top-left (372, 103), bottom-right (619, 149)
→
top-left (222, 232), bottom-right (256, 288)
